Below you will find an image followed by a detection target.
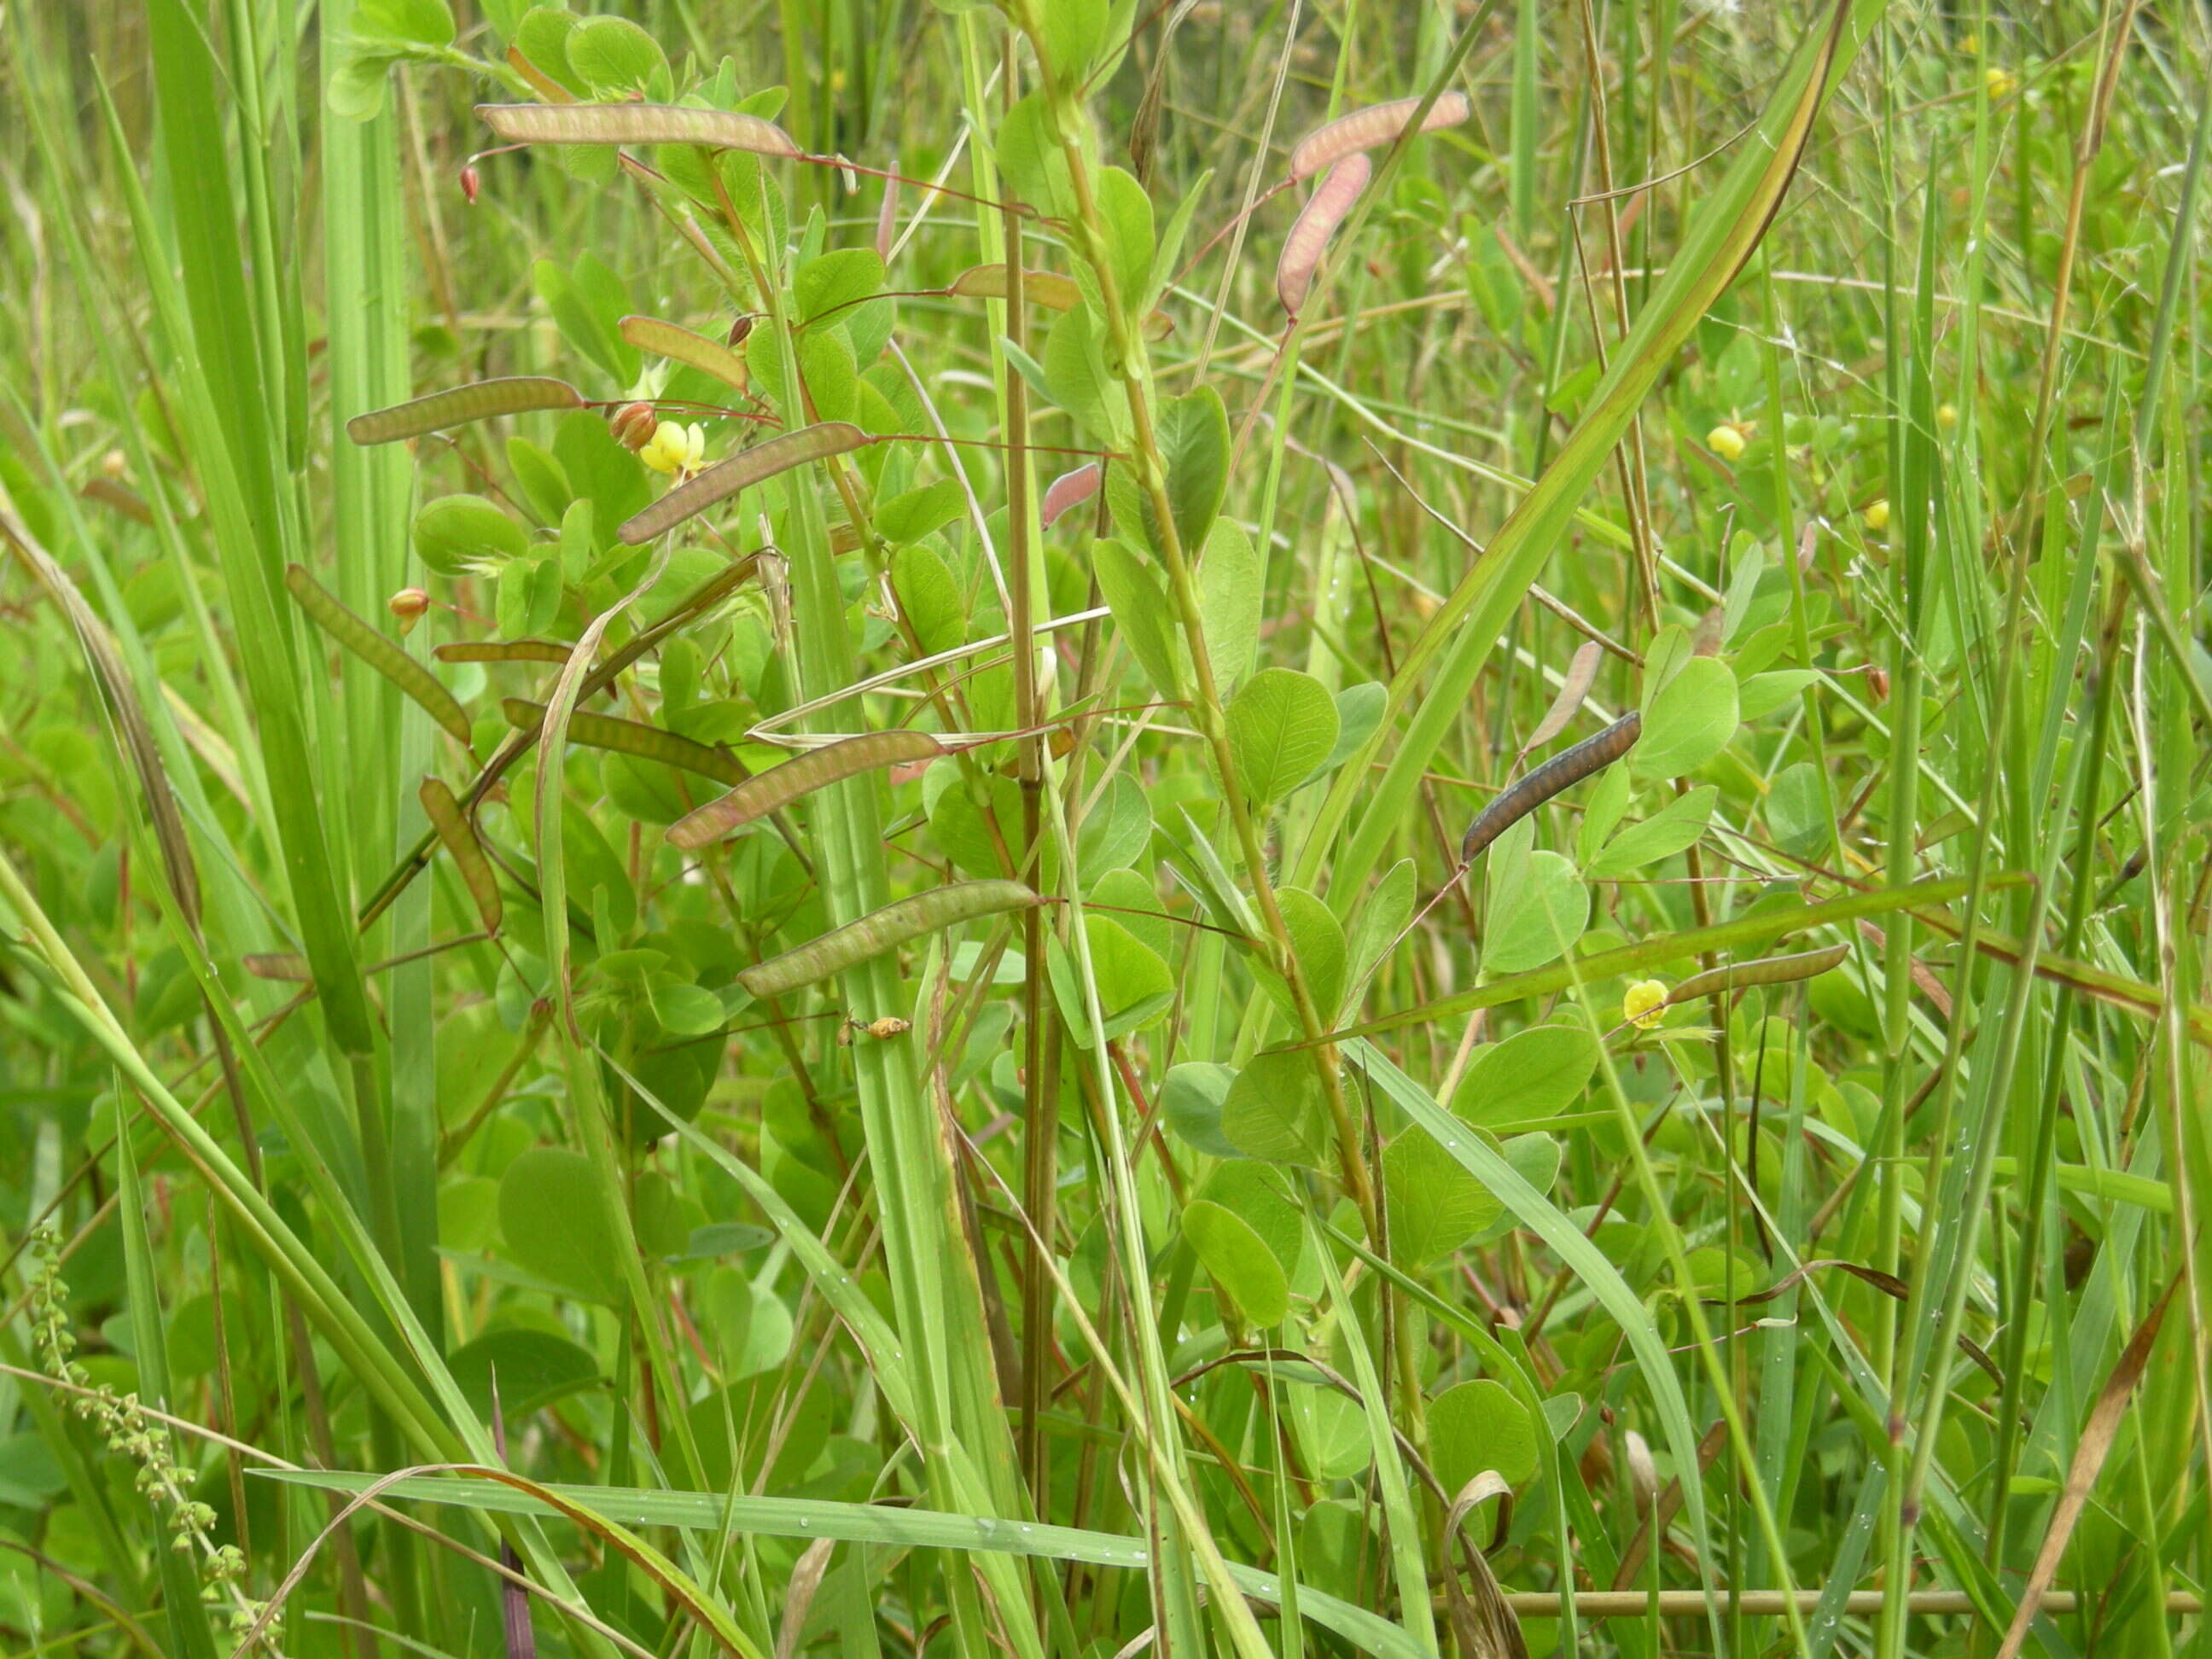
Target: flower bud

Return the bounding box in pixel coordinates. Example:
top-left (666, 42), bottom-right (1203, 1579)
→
top-left (387, 587), bottom-right (429, 637)
top-left (1706, 422), bottom-right (1746, 462)
top-left (609, 401), bottom-right (659, 451)
top-left (1862, 498), bottom-right (1890, 533)
top-left (459, 165), bottom-right (481, 206)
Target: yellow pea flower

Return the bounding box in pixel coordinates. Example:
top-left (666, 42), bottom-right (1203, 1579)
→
top-left (1985, 65), bottom-right (2017, 99)
top-left (1707, 422), bottom-right (1747, 462)
top-left (641, 420), bottom-right (707, 479)
top-left (1623, 979), bottom-right (1668, 1031)
top-left (1862, 498), bottom-right (1890, 533)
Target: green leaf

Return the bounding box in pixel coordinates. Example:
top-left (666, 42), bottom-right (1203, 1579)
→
top-left (1051, 914), bottom-right (1173, 1043)
top-left (1220, 1049), bottom-right (1333, 1169)
top-left (1737, 668), bottom-right (1819, 720)
top-left (1095, 537), bottom-right (1183, 698)
top-left (892, 543), bottom-right (966, 656)
top-left (498, 1147), bottom-right (626, 1306)
top-left (1042, 0), bottom-right (1110, 89)
top-left (1450, 1025), bottom-right (1599, 1128)
top-left (1258, 887), bottom-right (1347, 1022)
top-left (1163, 1062), bottom-right (1241, 1159)
top-left (1767, 760), bottom-right (1830, 855)
top-left (1585, 784), bottom-right (1716, 878)
top-left (876, 478), bottom-right (966, 547)
top-left (1347, 858), bottom-right (1415, 1002)
top-left (1160, 387), bottom-right (1230, 555)
top-left (795, 247), bottom-right (887, 324)
top-left (1193, 1162), bottom-right (1303, 1278)
top-left (533, 255), bottom-right (639, 387)
top-left (1429, 1378), bottom-right (1537, 1491)
top-left (414, 494), bottom-right (527, 577)
top-left (1324, 683), bottom-right (1387, 773)
top-left (1183, 1201), bottom-right (1289, 1327)
top-left (1228, 667), bottom-right (1338, 806)
top-left (1482, 831), bottom-right (1587, 973)
top-left (1382, 1128), bottom-right (1501, 1266)
top-left (566, 15), bottom-right (667, 95)
top-left (357, 0), bottom-right (455, 47)
top-left (1076, 774), bottom-right (1155, 874)
top-left (1041, 306), bottom-right (1125, 443)
top-left (1196, 516), bottom-right (1260, 691)
top-left (448, 1328), bottom-right (602, 1423)
top-left (1634, 655), bottom-right (1738, 779)
top-left (1094, 166), bottom-right (1156, 321)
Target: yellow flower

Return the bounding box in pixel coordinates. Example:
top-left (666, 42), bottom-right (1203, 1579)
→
top-left (1936, 403), bottom-right (1958, 430)
top-left (1623, 980), bottom-right (1668, 1031)
top-left (1862, 498), bottom-right (1890, 533)
top-left (1706, 422), bottom-right (1747, 462)
top-left (1984, 65), bottom-right (2017, 99)
top-left (640, 420), bottom-right (706, 479)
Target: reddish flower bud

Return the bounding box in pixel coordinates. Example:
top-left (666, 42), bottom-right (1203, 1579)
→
top-left (725, 313), bottom-right (754, 348)
top-left (459, 165), bottom-right (481, 206)
top-left (1866, 666), bottom-right (1890, 703)
top-left (609, 401), bottom-right (658, 451)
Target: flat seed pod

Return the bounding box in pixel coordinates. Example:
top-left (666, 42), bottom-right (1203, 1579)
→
top-left (619, 317), bottom-right (748, 393)
top-left (435, 640), bottom-right (578, 665)
top-left (1459, 710), bottom-right (1640, 865)
top-left (1668, 943), bottom-right (1849, 1004)
top-left (668, 729), bottom-right (946, 849)
top-left (475, 102), bottom-right (800, 158)
top-left (738, 880), bottom-right (1041, 999)
top-left (285, 565), bottom-right (474, 746)
top-left (419, 777), bottom-right (503, 932)
top-left (1040, 463), bottom-right (1101, 527)
top-left (1276, 154), bottom-right (1370, 314)
top-left (619, 422), bottom-right (867, 544)
top-left (1519, 641), bottom-right (1605, 758)
top-left (346, 378), bottom-right (584, 445)
top-left (949, 265), bottom-right (1083, 311)
top-left (503, 699), bottom-right (748, 787)
top-left (1288, 90), bottom-right (1471, 181)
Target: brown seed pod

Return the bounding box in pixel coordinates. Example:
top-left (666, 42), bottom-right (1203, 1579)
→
top-left (1458, 710), bottom-right (1642, 865)
top-left (1287, 91), bottom-right (1471, 181)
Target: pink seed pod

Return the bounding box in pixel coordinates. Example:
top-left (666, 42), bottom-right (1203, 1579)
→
top-left (1277, 154), bottom-right (1371, 315)
top-left (1040, 462), bottom-right (1101, 527)
top-left (1288, 90), bottom-right (1470, 181)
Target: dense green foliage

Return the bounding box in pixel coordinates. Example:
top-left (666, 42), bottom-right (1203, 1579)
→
top-left (0, 3), bottom-right (2207, 1656)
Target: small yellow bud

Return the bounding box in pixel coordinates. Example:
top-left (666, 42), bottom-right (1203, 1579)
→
top-left (1959, 33), bottom-right (1979, 56)
top-left (1861, 498), bottom-right (1890, 533)
top-left (100, 449), bottom-right (129, 479)
top-left (1936, 403), bottom-right (1958, 430)
top-left (1706, 422), bottom-right (1747, 462)
top-left (387, 587), bottom-right (429, 637)
top-left (640, 420), bottom-right (707, 479)
top-left (1623, 980), bottom-right (1668, 1031)
top-left (1984, 65), bottom-right (2017, 99)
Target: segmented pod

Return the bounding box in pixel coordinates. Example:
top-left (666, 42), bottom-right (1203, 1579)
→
top-left (1667, 943), bottom-right (1850, 1005)
top-left (435, 641), bottom-right (577, 665)
top-left (1277, 154), bottom-right (1371, 314)
top-left (284, 565), bottom-right (474, 745)
top-left (619, 422), bottom-right (867, 544)
top-left (475, 102), bottom-right (800, 158)
top-left (1459, 709), bottom-right (1641, 865)
top-left (419, 777), bottom-right (503, 932)
top-left (737, 880), bottom-right (1042, 998)
top-left (1288, 90), bottom-right (1471, 181)
top-left (668, 729), bottom-right (946, 850)
top-left (619, 317), bottom-right (748, 393)
top-left (503, 699), bottom-right (748, 787)
top-left (1040, 463), bottom-right (1101, 527)
top-left (345, 377), bottom-right (584, 445)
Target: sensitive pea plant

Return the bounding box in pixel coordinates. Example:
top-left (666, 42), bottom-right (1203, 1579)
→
top-left (0, 2), bottom-right (2208, 1658)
